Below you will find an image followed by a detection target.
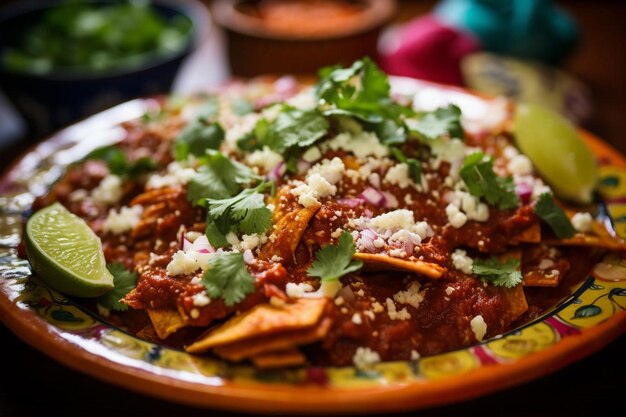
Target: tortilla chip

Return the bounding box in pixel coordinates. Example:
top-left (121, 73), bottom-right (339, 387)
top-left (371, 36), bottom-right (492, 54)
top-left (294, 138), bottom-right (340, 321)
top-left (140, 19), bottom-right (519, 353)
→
top-left (214, 317), bottom-right (332, 361)
top-left (501, 286), bottom-right (528, 322)
top-left (547, 210), bottom-right (626, 250)
top-left (353, 253), bottom-right (445, 279)
top-left (258, 202), bottom-right (321, 263)
top-left (251, 349), bottom-right (307, 369)
top-left (147, 308), bottom-right (187, 339)
top-left (511, 222), bottom-right (541, 243)
top-left (185, 298), bottom-right (328, 353)
top-left (523, 270), bottom-right (561, 287)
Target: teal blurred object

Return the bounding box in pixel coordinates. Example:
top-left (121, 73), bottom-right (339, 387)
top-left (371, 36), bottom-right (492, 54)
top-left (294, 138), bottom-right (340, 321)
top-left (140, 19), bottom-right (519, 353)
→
top-left (435, 0), bottom-right (579, 65)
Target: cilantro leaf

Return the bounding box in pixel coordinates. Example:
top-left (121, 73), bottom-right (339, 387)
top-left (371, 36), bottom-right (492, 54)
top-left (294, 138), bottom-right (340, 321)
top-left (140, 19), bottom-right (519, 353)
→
top-left (231, 96), bottom-right (254, 116)
top-left (308, 232), bottom-right (363, 282)
top-left (262, 109), bottom-right (329, 152)
top-left (390, 147), bottom-right (422, 183)
top-left (96, 263), bottom-right (137, 312)
top-left (174, 120), bottom-right (224, 160)
top-left (203, 182), bottom-right (273, 247)
top-left (86, 146), bottom-right (156, 178)
top-left (315, 57), bottom-right (412, 124)
top-left (460, 152), bottom-right (519, 210)
top-left (409, 104), bottom-right (464, 140)
top-left (373, 118), bottom-right (407, 145)
top-left (533, 193), bottom-right (576, 238)
top-left (187, 150), bottom-right (259, 203)
top-left (201, 252), bottom-right (256, 306)
top-left (472, 257), bottom-right (523, 288)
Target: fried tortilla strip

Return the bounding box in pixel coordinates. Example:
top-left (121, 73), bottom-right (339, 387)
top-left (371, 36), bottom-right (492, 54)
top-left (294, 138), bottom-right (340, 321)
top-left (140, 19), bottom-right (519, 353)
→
top-left (523, 270), bottom-right (561, 287)
top-left (214, 317), bottom-right (332, 361)
top-left (251, 349), bottom-right (307, 369)
top-left (147, 308), bottom-right (187, 339)
top-left (258, 202), bottom-right (321, 263)
top-left (353, 253), bottom-right (445, 279)
top-left (511, 222), bottom-right (541, 244)
top-left (186, 298), bottom-right (328, 353)
top-left (546, 211), bottom-right (626, 250)
top-left (501, 285), bottom-right (528, 322)
top-left (521, 245), bottom-right (570, 287)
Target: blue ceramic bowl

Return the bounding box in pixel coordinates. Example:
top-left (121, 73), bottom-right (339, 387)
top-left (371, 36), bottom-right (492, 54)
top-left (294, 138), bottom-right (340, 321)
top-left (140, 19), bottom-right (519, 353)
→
top-left (0, 0), bottom-right (205, 138)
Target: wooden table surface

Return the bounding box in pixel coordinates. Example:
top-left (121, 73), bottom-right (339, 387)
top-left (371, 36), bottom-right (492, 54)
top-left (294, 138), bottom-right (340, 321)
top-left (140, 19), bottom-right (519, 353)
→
top-left (1, 1), bottom-right (626, 416)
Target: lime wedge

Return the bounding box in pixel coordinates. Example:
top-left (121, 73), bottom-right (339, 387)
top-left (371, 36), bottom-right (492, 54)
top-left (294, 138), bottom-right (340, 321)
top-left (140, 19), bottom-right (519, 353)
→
top-left (514, 104), bottom-right (598, 204)
top-left (25, 202), bottom-right (114, 297)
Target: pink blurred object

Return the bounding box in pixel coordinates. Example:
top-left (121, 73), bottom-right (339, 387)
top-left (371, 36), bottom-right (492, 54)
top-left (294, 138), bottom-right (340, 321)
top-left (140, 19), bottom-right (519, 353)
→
top-left (380, 14), bottom-right (480, 85)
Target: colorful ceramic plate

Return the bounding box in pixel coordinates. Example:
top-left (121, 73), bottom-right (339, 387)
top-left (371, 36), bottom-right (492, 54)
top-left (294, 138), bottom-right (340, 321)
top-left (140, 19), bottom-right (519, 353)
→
top-left (1, 78), bottom-right (626, 414)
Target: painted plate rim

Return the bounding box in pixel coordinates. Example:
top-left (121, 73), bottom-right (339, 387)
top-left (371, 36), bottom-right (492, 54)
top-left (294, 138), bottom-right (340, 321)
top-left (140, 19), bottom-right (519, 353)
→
top-left (1, 77), bottom-right (626, 414)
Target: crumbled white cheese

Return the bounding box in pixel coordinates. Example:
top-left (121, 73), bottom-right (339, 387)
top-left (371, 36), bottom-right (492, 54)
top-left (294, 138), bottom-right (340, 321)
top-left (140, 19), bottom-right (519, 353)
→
top-left (393, 281), bottom-right (424, 309)
top-left (445, 286), bottom-right (456, 296)
top-left (385, 163), bottom-right (412, 188)
top-left (371, 301), bottom-right (384, 313)
top-left (470, 315), bottom-right (487, 342)
top-left (91, 175), bottom-right (123, 204)
top-left (240, 233), bottom-right (267, 251)
top-left (146, 162), bottom-right (196, 189)
top-left (102, 205), bottom-right (143, 235)
top-left (166, 250), bottom-right (200, 276)
top-left (451, 249), bottom-right (473, 274)
top-left (507, 154), bottom-right (533, 176)
top-left (302, 146), bottom-right (322, 163)
top-left (538, 259), bottom-right (555, 270)
top-left (410, 350), bottom-right (421, 360)
top-left (291, 172), bottom-right (338, 208)
top-left (245, 146), bottom-right (284, 172)
top-left (308, 157), bottom-right (345, 184)
top-left (352, 347), bottom-right (381, 369)
top-left (69, 189), bottom-right (88, 202)
top-left (571, 212), bottom-right (593, 233)
top-left (285, 282), bottom-right (315, 298)
top-left (389, 248), bottom-right (406, 258)
top-left (446, 203), bottom-right (468, 228)
top-left (369, 209), bottom-right (415, 232)
top-left (325, 130), bottom-right (388, 159)
top-left (385, 297), bottom-right (411, 320)
top-left (192, 291), bottom-right (211, 307)
top-left (351, 313), bottom-right (363, 325)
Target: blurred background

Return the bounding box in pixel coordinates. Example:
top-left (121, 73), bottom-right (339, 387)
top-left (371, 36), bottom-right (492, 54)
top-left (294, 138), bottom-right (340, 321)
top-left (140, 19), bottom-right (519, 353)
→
top-left (0, 0), bottom-right (624, 162)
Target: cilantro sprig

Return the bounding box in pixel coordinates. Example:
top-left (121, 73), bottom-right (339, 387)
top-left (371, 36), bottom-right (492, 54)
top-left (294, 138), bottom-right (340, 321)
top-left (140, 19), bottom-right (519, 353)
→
top-left (187, 150), bottom-right (260, 203)
top-left (202, 182), bottom-right (273, 247)
top-left (174, 120), bottom-right (224, 160)
top-left (472, 257), bottom-right (523, 288)
top-left (315, 57), bottom-right (413, 125)
top-left (86, 146), bottom-right (156, 178)
top-left (201, 252), bottom-right (255, 306)
top-left (96, 263), bottom-right (137, 312)
top-left (408, 104), bottom-right (464, 140)
top-left (308, 232), bottom-right (363, 282)
top-left (533, 193), bottom-right (576, 238)
top-left (460, 152), bottom-right (519, 210)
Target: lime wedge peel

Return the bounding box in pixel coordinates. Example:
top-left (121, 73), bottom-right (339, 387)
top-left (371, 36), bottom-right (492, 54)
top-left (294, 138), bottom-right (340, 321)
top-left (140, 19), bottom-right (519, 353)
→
top-left (25, 202), bottom-right (114, 297)
top-left (514, 104), bottom-right (599, 204)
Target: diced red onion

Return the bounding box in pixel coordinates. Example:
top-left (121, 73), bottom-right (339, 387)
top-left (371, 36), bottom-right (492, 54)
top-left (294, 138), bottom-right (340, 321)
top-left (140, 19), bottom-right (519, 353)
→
top-left (363, 209), bottom-right (373, 218)
top-left (183, 238), bottom-right (193, 251)
top-left (368, 173), bottom-right (381, 189)
top-left (404, 240), bottom-right (415, 255)
top-left (275, 76), bottom-right (298, 96)
top-left (361, 228), bottom-right (378, 240)
top-left (296, 159), bottom-right (311, 175)
top-left (337, 285), bottom-right (355, 303)
top-left (516, 182), bottom-right (533, 205)
top-left (338, 197), bottom-right (364, 208)
top-left (190, 235), bottom-right (215, 253)
top-left (360, 187), bottom-right (386, 207)
top-left (382, 191), bottom-right (399, 208)
top-left (267, 161), bottom-right (286, 181)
